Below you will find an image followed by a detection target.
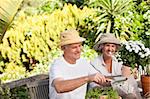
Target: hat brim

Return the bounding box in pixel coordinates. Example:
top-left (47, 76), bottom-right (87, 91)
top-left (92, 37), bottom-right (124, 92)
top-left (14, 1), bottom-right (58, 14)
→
top-left (94, 39), bottom-right (120, 51)
top-left (100, 39), bottom-right (120, 45)
top-left (60, 37), bottom-right (85, 46)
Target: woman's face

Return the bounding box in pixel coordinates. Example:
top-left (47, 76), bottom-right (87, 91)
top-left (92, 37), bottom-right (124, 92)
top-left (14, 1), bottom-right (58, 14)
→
top-left (101, 43), bottom-right (117, 57)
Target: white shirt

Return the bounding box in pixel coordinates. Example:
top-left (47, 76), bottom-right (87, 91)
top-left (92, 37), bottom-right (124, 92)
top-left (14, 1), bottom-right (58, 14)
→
top-left (90, 55), bottom-right (123, 76)
top-left (49, 56), bottom-right (97, 99)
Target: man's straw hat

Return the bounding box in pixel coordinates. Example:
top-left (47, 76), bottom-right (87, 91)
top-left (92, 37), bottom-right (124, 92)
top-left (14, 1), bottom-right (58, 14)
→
top-left (60, 29), bottom-right (85, 46)
top-left (94, 33), bottom-right (120, 51)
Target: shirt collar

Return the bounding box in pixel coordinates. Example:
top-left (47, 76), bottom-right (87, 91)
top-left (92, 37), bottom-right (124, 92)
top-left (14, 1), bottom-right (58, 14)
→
top-left (99, 55), bottom-right (106, 66)
top-left (100, 54), bottom-right (117, 66)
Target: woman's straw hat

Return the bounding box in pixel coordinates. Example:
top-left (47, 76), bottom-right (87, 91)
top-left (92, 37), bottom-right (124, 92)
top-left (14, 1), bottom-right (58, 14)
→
top-left (60, 29), bottom-right (85, 46)
top-left (94, 33), bottom-right (120, 51)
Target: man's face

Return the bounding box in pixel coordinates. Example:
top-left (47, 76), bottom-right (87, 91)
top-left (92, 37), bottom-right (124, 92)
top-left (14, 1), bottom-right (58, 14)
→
top-left (63, 43), bottom-right (82, 61)
top-left (102, 43), bottom-right (117, 57)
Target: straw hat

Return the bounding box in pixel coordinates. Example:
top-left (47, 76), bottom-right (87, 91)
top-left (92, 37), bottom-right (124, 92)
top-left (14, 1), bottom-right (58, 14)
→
top-left (60, 29), bottom-right (85, 46)
top-left (94, 33), bottom-right (120, 51)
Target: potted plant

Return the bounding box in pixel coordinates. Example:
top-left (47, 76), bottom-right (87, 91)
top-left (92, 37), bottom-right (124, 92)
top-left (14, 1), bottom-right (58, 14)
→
top-left (86, 87), bottom-right (121, 99)
top-left (116, 40), bottom-right (150, 97)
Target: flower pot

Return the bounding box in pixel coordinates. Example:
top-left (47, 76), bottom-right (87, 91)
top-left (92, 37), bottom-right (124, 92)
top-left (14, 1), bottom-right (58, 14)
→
top-left (99, 95), bottom-right (122, 99)
top-left (141, 75), bottom-right (150, 96)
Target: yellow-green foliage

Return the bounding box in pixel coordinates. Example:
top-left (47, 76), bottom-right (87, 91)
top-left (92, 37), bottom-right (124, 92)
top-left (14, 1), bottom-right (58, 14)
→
top-left (0, 62), bottom-right (26, 82)
top-left (0, 4), bottom-right (96, 75)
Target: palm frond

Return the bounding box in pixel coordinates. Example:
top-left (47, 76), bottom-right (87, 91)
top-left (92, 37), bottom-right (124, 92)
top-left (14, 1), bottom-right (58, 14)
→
top-left (113, 0), bottom-right (131, 15)
top-left (98, 0), bottom-right (131, 16)
top-left (0, 0), bottom-right (23, 43)
top-left (99, 0), bottom-right (111, 11)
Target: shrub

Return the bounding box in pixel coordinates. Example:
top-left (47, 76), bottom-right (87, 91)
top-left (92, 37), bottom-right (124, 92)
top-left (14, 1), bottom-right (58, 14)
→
top-left (0, 4), bottom-right (95, 76)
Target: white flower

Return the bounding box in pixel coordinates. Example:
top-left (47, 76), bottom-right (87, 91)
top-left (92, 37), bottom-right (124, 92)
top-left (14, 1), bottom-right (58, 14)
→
top-left (132, 47), bottom-right (135, 51)
top-left (141, 54), bottom-right (145, 58)
top-left (139, 52), bottom-right (142, 56)
top-left (129, 49), bottom-right (132, 52)
top-left (136, 45), bottom-right (141, 51)
top-left (125, 45), bottom-right (130, 50)
top-left (134, 49), bottom-right (139, 53)
top-left (145, 52), bottom-right (149, 57)
top-left (144, 48), bottom-right (150, 53)
top-left (141, 44), bottom-right (145, 50)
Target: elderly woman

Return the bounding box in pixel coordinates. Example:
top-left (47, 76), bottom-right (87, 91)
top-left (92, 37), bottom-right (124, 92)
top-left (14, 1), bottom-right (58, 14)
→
top-left (90, 33), bottom-right (141, 99)
top-left (91, 33), bottom-right (137, 77)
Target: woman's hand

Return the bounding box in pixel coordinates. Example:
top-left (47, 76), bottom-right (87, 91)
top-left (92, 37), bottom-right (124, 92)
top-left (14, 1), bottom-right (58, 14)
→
top-left (122, 66), bottom-right (138, 79)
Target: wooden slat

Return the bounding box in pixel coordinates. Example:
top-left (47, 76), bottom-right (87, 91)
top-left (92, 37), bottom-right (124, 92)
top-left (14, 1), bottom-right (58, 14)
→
top-left (2, 74), bottom-right (49, 89)
top-left (27, 79), bottom-right (49, 99)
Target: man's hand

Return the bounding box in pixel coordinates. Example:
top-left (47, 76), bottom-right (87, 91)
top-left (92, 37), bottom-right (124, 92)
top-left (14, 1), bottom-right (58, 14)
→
top-left (88, 73), bottom-right (107, 84)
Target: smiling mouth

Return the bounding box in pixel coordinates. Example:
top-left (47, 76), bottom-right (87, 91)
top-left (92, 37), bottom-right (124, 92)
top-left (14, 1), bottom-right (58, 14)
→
top-left (107, 52), bottom-right (113, 57)
top-left (109, 52), bottom-right (112, 55)
top-left (76, 53), bottom-right (81, 55)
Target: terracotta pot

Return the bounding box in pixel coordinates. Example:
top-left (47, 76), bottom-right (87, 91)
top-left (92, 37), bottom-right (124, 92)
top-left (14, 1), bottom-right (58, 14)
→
top-left (99, 95), bottom-right (122, 99)
top-left (141, 75), bottom-right (150, 96)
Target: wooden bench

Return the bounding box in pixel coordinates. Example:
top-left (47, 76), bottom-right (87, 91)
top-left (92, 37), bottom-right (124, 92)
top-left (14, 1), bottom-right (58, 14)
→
top-left (2, 74), bottom-right (49, 99)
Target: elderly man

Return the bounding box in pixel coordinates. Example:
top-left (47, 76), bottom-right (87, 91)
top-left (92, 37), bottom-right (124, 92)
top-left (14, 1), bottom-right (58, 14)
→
top-left (49, 29), bottom-right (108, 99)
